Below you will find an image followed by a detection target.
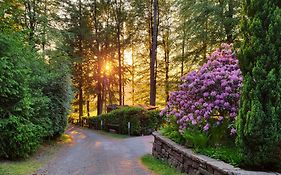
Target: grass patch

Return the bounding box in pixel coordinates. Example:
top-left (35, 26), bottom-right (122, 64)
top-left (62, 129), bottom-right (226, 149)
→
top-left (141, 154), bottom-right (185, 175)
top-left (94, 130), bottom-right (130, 139)
top-left (0, 134), bottom-right (69, 175)
top-left (0, 159), bottom-right (41, 175)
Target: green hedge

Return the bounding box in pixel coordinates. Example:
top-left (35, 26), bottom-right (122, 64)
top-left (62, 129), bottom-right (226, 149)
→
top-left (89, 107), bottom-right (163, 135)
top-left (0, 32), bottom-right (72, 159)
top-left (0, 116), bottom-right (43, 159)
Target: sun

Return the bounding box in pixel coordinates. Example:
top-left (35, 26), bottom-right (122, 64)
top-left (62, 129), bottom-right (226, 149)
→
top-left (105, 63), bottom-right (111, 71)
top-left (104, 62), bottom-right (112, 75)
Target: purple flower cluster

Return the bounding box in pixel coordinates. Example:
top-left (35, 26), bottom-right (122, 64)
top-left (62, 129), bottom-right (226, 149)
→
top-left (160, 43), bottom-right (242, 134)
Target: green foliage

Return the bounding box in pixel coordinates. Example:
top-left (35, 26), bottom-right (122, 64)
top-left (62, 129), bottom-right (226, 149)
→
top-left (197, 146), bottom-right (242, 166)
top-left (160, 116), bottom-right (240, 166)
top-left (144, 110), bottom-right (165, 134)
top-left (0, 116), bottom-right (43, 159)
top-left (160, 117), bottom-right (185, 145)
top-left (182, 129), bottom-right (208, 149)
top-left (0, 32), bottom-right (72, 159)
top-left (89, 107), bottom-right (163, 135)
top-left (45, 62), bottom-right (73, 137)
top-left (177, 0), bottom-right (241, 63)
top-left (237, 0), bottom-right (281, 169)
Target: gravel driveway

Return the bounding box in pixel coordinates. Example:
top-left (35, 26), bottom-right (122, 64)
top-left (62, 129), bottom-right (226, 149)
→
top-left (36, 126), bottom-right (154, 175)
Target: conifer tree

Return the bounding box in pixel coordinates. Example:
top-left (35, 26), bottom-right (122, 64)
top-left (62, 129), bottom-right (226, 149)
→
top-left (237, 0), bottom-right (281, 168)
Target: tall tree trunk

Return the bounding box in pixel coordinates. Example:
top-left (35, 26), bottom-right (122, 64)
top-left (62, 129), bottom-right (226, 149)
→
top-left (131, 46), bottom-right (135, 105)
top-left (150, 0), bottom-right (158, 106)
top-left (102, 72), bottom-right (106, 112)
top-left (116, 0), bottom-right (122, 106)
top-left (181, 29), bottom-right (186, 77)
top-left (93, 0), bottom-right (103, 115)
top-left (42, 0), bottom-right (47, 54)
top-left (25, 0), bottom-right (36, 47)
top-left (202, 19), bottom-right (208, 61)
top-left (163, 31), bottom-right (170, 103)
top-left (122, 47), bottom-right (125, 105)
top-left (78, 0), bottom-right (83, 125)
top-left (87, 100), bottom-right (90, 117)
top-left (226, 0), bottom-right (234, 43)
top-left (108, 76), bottom-right (113, 105)
top-left (78, 73), bottom-right (83, 125)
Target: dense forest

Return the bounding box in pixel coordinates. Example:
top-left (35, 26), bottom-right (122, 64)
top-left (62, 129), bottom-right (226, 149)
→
top-left (0, 0), bottom-right (241, 158)
top-left (1, 0), bottom-right (241, 119)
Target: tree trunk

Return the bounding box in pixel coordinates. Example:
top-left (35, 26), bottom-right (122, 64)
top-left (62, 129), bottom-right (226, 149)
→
top-left (131, 46), bottom-right (135, 105)
top-left (150, 0), bottom-right (158, 106)
top-left (78, 0), bottom-right (83, 125)
top-left (164, 31), bottom-right (170, 103)
top-left (122, 47), bottom-right (125, 105)
top-left (78, 74), bottom-right (83, 125)
top-left (93, 0), bottom-right (103, 115)
top-left (25, 0), bottom-right (36, 47)
top-left (181, 29), bottom-right (186, 77)
top-left (87, 100), bottom-right (90, 117)
top-left (203, 19), bottom-right (208, 61)
top-left (42, 0), bottom-right (47, 54)
top-left (226, 0), bottom-right (234, 43)
top-left (116, 0), bottom-right (122, 106)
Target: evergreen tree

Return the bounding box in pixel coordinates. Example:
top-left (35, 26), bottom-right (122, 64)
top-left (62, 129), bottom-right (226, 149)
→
top-left (237, 0), bottom-right (281, 168)
top-left (176, 0), bottom-right (240, 64)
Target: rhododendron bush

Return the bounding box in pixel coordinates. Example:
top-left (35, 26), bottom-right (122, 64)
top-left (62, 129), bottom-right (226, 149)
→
top-left (161, 44), bottom-right (242, 135)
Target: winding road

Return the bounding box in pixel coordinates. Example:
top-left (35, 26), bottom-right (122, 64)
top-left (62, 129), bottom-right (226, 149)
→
top-left (36, 126), bottom-right (154, 175)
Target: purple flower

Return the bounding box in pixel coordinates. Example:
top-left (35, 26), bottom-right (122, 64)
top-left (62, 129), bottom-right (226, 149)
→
top-left (161, 43), bottom-right (242, 135)
top-left (230, 128), bottom-right (236, 135)
top-left (203, 123), bottom-right (210, 131)
top-left (210, 91), bottom-right (217, 96)
top-left (191, 120), bottom-right (197, 125)
top-left (203, 92), bottom-right (209, 97)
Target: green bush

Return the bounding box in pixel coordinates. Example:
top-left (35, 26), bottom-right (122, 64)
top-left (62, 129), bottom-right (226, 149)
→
top-left (0, 116), bottom-right (43, 159)
top-left (45, 68), bottom-right (72, 137)
top-left (182, 129), bottom-right (208, 149)
top-left (197, 146), bottom-right (242, 166)
top-left (89, 107), bottom-right (163, 135)
top-left (0, 32), bottom-right (72, 159)
top-left (105, 107), bottom-right (144, 135)
top-left (143, 110), bottom-right (164, 135)
top-left (89, 114), bottom-right (109, 130)
top-left (160, 116), bottom-right (185, 145)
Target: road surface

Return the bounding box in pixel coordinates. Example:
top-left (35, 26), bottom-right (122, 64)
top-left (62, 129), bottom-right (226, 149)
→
top-left (36, 126), bottom-right (154, 175)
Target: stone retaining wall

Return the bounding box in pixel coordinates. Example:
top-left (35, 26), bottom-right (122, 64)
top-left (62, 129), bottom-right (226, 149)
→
top-left (152, 132), bottom-right (280, 175)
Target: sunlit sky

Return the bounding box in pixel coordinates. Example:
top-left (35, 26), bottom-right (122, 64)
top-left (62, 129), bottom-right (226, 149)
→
top-left (124, 49), bottom-right (133, 65)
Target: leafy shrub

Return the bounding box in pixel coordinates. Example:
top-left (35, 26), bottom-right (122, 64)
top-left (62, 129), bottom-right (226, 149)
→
top-left (45, 67), bottom-right (72, 137)
top-left (143, 110), bottom-right (164, 134)
top-left (161, 44), bottom-right (242, 139)
top-left (0, 32), bottom-right (72, 159)
top-left (89, 114), bottom-right (107, 129)
top-left (89, 107), bottom-right (163, 135)
top-left (0, 116), bottom-right (43, 159)
top-left (160, 117), bottom-right (185, 145)
top-left (197, 146), bottom-right (242, 166)
top-left (182, 129), bottom-right (208, 149)
top-left (159, 44), bottom-right (242, 166)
